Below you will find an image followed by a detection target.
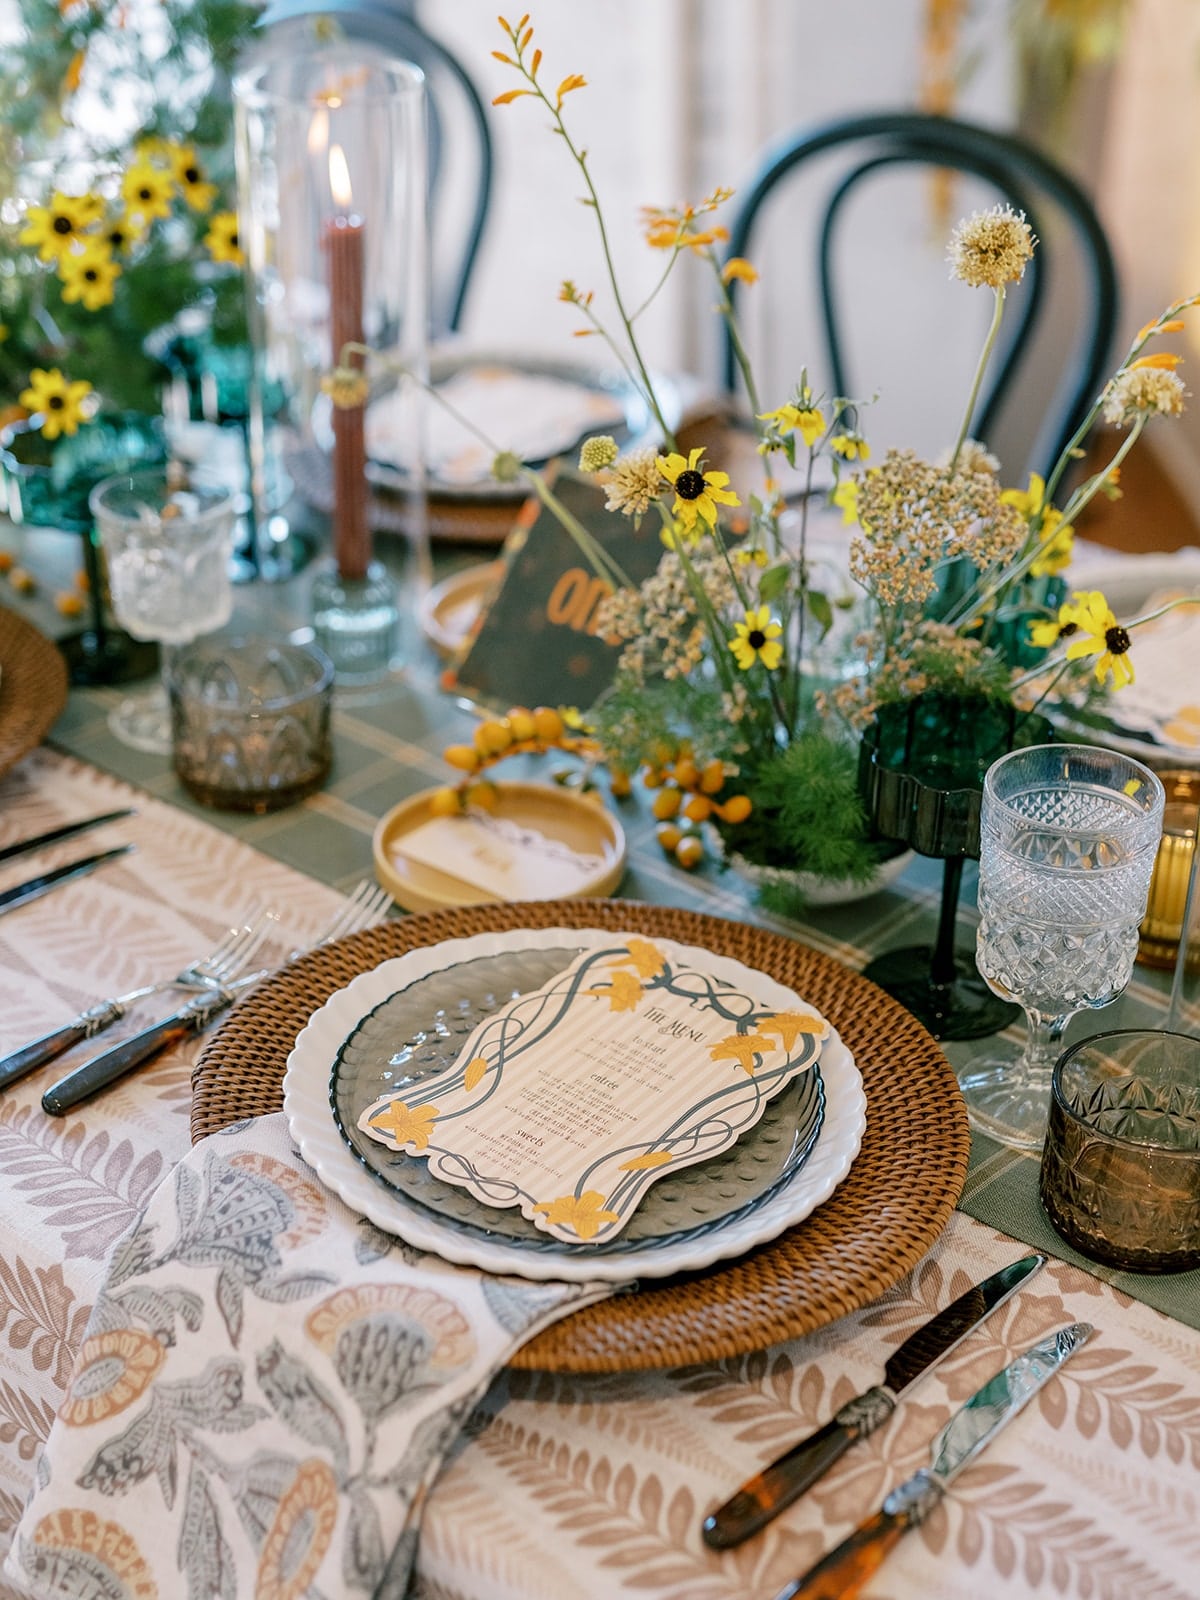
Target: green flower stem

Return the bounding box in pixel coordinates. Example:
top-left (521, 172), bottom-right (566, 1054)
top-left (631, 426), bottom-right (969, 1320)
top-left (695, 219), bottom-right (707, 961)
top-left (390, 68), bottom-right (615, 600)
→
top-left (507, 40), bottom-right (677, 451)
top-left (1057, 416), bottom-right (1145, 527)
top-left (708, 254), bottom-right (763, 419)
top-left (949, 285), bottom-right (1006, 473)
top-left (351, 343), bottom-right (632, 588)
top-left (629, 246), bottom-right (684, 325)
top-left (1042, 294), bottom-right (1198, 510)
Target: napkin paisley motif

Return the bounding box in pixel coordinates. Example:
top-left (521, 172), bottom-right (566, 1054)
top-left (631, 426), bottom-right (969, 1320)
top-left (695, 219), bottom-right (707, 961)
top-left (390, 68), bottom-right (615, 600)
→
top-left (5, 1113), bottom-right (611, 1600)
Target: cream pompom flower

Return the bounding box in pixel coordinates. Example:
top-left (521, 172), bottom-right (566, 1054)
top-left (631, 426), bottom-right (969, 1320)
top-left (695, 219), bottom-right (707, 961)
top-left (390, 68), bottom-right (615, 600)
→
top-left (948, 205), bottom-right (1036, 289)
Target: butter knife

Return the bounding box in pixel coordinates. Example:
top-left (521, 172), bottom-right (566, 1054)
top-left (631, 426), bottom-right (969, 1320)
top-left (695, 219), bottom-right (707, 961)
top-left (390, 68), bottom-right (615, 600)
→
top-left (772, 1321), bottom-right (1095, 1600)
top-left (0, 808), bottom-right (135, 866)
top-left (0, 845), bottom-right (135, 917)
top-left (41, 971), bottom-right (264, 1116)
top-left (702, 1252), bottom-right (1045, 1548)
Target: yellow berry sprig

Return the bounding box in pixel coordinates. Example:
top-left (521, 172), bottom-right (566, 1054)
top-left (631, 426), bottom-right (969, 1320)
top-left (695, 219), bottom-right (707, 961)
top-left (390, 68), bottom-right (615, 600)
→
top-left (432, 705), bottom-right (602, 816)
top-left (641, 741), bottom-right (752, 870)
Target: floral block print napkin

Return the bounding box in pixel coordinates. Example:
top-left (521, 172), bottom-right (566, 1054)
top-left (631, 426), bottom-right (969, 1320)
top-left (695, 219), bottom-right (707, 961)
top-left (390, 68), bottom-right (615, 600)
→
top-left (4, 1113), bottom-right (612, 1600)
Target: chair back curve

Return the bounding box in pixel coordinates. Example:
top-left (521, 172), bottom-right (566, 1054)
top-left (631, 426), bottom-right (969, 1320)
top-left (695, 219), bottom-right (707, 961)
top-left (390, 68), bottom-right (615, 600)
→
top-left (722, 110), bottom-right (1119, 481)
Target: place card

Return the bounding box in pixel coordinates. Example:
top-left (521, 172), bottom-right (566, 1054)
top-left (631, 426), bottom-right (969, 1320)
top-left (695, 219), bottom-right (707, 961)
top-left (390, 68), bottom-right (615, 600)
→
top-left (393, 810), bottom-right (606, 901)
top-left (358, 936), bottom-right (829, 1244)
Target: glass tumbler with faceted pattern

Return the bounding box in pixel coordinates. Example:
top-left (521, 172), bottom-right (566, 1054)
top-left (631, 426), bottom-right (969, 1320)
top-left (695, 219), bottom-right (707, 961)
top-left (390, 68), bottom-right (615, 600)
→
top-left (1040, 1030), bottom-right (1200, 1272)
top-left (960, 744), bottom-right (1165, 1151)
top-left (169, 637), bottom-right (333, 813)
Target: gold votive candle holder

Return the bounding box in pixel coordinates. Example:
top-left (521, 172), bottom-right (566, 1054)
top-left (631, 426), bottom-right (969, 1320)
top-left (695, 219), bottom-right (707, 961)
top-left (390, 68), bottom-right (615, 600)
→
top-left (1138, 769), bottom-right (1200, 972)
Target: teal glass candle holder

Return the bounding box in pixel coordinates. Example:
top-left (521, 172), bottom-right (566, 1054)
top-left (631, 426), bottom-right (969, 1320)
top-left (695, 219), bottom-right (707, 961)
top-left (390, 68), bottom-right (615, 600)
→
top-left (0, 414), bottom-right (166, 686)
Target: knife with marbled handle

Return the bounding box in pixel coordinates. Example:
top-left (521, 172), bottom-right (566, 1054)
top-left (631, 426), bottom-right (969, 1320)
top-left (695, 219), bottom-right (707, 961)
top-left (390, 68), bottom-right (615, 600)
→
top-left (773, 1321), bottom-right (1094, 1600)
top-left (702, 1252), bottom-right (1045, 1548)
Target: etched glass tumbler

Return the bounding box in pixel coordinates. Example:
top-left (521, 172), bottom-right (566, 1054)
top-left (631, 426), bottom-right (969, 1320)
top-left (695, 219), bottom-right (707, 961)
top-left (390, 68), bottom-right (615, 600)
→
top-left (960, 744), bottom-right (1165, 1151)
top-left (91, 471), bottom-right (235, 752)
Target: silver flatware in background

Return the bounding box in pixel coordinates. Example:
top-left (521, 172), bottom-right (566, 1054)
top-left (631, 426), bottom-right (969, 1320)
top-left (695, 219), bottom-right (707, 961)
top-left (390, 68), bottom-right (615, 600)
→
top-left (41, 881), bottom-right (394, 1115)
top-left (0, 808), bottom-right (136, 866)
top-left (0, 845), bottom-right (135, 918)
top-left (0, 906), bottom-right (282, 1092)
top-left (773, 1322), bottom-right (1095, 1600)
top-left (702, 1252), bottom-right (1046, 1548)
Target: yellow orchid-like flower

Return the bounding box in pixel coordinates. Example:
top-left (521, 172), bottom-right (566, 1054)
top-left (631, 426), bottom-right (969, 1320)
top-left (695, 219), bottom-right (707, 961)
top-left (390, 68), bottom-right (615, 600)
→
top-left (168, 143), bottom-right (219, 213)
top-left (721, 256), bottom-right (758, 286)
top-left (729, 606), bottom-right (783, 672)
top-left (830, 433), bottom-right (869, 461)
top-left (204, 211), bottom-right (244, 267)
top-left (657, 446), bottom-right (739, 529)
top-left (999, 471), bottom-right (1046, 520)
top-left (831, 478), bottom-right (859, 525)
top-left (367, 1099), bottom-right (440, 1151)
top-left (533, 1190), bottom-right (619, 1242)
top-left (121, 161), bottom-right (174, 224)
top-left (1060, 590), bottom-right (1136, 688)
top-left (19, 191), bottom-right (104, 263)
top-left (58, 244), bottom-right (121, 311)
top-left (757, 403), bottom-right (826, 449)
top-left (1029, 507), bottom-right (1075, 577)
top-left (18, 368), bottom-right (94, 440)
top-left (641, 189), bottom-right (734, 254)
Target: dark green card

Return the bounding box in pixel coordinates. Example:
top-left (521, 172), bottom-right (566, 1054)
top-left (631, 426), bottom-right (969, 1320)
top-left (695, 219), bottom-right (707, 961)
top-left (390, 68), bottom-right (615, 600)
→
top-left (449, 470), bottom-right (664, 712)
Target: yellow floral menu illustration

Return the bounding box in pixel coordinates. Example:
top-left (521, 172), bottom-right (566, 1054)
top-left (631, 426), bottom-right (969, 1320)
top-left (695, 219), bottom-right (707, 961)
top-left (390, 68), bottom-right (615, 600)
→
top-left (358, 936), bottom-right (829, 1245)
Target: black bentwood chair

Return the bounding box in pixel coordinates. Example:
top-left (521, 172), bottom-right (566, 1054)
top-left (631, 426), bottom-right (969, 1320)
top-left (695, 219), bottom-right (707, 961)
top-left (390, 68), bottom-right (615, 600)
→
top-left (722, 110), bottom-right (1119, 482)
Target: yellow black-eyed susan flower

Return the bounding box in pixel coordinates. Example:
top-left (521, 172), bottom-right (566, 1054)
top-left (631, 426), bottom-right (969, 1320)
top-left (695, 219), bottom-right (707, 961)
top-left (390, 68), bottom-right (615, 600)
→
top-left (204, 211), bottom-right (244, 267)
top-left (19, 191), bottom-right (104, 263)
top-left (121, 161), bottom-right (174, 225)
top-left (58, 245), bottom-right (121, 311)
top-left (18, 368), bottom-right (94, 441)
top-left (1060, 590), bottom-right (1135, 688)
top-left (657, 446), bottom-right (739, 530)
top-left (729, 605), bottom-right (783, 672)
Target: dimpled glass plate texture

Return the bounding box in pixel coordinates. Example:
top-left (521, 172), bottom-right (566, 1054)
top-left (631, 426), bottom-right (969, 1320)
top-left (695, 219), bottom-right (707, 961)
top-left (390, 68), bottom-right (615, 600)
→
top-left (330, 946), bottom-right (825, 1254)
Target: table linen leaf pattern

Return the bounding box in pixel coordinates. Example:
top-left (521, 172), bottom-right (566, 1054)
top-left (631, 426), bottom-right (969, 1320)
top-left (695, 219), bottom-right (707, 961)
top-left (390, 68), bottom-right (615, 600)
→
top-left (0, 752), bottom-right (1198, 1597)
top-left (5, 1115), bottom-right (610, 1600)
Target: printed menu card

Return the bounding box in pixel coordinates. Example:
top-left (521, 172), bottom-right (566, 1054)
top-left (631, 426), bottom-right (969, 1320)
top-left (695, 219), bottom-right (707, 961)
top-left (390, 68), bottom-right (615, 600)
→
top-left (358, 936), bottom-right (829, 1245)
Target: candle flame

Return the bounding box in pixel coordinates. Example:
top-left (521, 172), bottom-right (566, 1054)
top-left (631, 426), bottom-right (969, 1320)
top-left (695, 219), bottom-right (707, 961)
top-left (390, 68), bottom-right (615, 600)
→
top-left (307, 107), bottom-right (329, 156)
top-left (329, 144), bottom-right (353, 211)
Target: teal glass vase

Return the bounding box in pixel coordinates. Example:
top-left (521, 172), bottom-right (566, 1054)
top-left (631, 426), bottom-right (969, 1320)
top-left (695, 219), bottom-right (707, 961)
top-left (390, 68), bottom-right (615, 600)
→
top-left (0, 414), bottom-right (166, 685)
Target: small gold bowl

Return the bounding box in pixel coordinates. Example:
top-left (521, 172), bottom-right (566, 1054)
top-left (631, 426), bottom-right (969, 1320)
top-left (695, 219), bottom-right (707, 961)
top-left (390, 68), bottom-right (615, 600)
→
top-left (1138, 769), bottom-right (1200, 972)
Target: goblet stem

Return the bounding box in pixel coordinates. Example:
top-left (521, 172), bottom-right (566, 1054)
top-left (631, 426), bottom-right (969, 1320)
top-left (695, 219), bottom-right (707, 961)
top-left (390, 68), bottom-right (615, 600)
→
top-left (959, 1006), bottom-right (1075, 1151)
top-left (930, 857), bottom-right (964, 988)
top-left (1017, 1008), bottom-right (1072, 1079)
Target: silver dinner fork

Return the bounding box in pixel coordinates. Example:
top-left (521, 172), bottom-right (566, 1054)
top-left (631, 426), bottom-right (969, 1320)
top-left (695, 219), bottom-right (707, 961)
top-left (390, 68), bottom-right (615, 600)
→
top-left (41, 880), bottom-right (394, 1115)
top-left (0, 906), bottom-right (282, 1092)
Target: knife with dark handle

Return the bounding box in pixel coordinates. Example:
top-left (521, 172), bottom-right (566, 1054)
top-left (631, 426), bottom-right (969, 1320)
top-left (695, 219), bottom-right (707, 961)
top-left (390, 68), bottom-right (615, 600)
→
top-left (773, 1322), bottom-right (1094, 1600)
top-left (0, 845), bottom-right (135, 917)
top-left (41, 974), bottom-right (262, 1116)
top-left (0, 809), bottom-right (135, 866)
top-left (702, 1252), bottom-right (1045, 1549)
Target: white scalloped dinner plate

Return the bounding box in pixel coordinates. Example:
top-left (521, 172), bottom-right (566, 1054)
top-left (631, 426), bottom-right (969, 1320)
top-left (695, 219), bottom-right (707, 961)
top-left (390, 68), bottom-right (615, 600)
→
top-left (283, 927), bottom-right (867, 1283)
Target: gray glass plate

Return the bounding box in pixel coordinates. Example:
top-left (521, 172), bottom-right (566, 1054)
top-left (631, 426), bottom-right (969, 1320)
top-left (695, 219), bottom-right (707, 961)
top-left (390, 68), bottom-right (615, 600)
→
top-left (330, 945), bottom-right (825, 1255)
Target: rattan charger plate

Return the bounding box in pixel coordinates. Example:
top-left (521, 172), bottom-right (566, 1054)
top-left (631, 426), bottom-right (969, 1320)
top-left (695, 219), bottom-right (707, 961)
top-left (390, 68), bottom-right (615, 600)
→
top-left (0, 606), bottom-right (68, 780)
top-left (192, 900), bottom-right (969, 1374)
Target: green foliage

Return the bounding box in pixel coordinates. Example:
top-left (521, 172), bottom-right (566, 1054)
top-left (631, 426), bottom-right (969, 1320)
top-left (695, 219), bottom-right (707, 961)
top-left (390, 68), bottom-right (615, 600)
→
top-left (0, 0), bottom-right (261, 415)
top-left (720, 728), bottom-right (883, 884)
